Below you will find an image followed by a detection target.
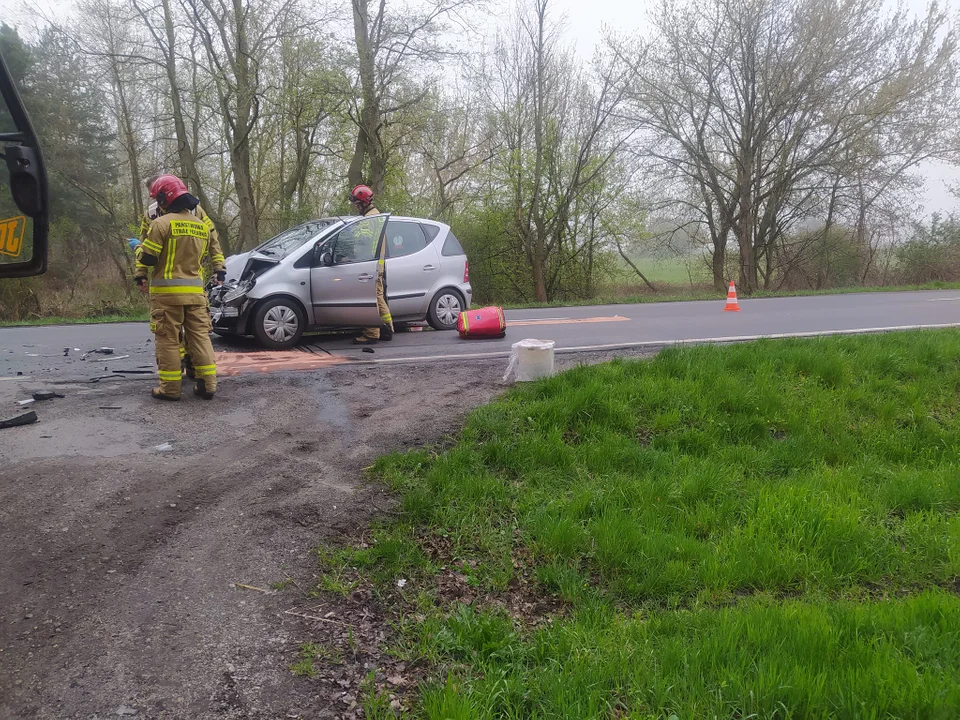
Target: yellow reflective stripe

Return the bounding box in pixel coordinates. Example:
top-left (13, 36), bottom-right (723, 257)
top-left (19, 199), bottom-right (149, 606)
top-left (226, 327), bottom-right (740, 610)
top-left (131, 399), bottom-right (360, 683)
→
top-left (381, 312), bottom-right (392, 323)
top-left (164, 238), bottom-right (177, 279)
top-left (169, 220), bottom-right (208, 238)
top-left (193, 364), bottom-right (216, 377)
top-left (149, 285), bottom-right (205, 294)
top-left (211, 254), bottom-right (225, 263)
top-left (461, 314), bottom-right (469, 332)
top-left (135, 261), bottom-right (147, 269)
top-left (151, 277), bottom-right (203, 287)
top-left (141, 238), bottom-right (163, 253)
top-left (202, 216), bottom-right (215, 230)
top-left (158, 370), bottom-right (182, 380)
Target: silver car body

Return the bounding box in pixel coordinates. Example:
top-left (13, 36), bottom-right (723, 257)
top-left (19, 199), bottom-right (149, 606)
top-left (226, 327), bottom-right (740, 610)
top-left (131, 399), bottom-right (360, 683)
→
top-left (210, 214), bottom-right (472, 347)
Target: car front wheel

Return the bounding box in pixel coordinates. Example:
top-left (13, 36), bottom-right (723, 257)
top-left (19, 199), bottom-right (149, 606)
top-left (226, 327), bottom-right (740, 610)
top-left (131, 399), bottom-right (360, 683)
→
top-left (427, 288), bottom-right (464, 330)
top-left (252, 298), bottom-right (305, 349)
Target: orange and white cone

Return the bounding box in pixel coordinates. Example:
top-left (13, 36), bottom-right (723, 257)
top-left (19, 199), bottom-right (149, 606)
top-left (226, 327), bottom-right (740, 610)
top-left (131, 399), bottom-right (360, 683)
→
top-left (724, 280), bottom-right (741, 312)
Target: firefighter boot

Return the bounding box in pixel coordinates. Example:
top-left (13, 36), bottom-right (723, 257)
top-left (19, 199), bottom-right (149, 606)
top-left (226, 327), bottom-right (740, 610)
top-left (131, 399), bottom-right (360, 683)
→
top-left (183, 304), bottom-right (218, 399)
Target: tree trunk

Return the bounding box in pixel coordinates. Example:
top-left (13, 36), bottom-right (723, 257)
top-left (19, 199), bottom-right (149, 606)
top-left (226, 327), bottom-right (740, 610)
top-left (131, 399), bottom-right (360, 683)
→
top-left (712, 234), bottom-right (727, 290)
top-left (350, 0), bottom-right (384, 194)
top-left (158, 0), bottom-right (232, 254)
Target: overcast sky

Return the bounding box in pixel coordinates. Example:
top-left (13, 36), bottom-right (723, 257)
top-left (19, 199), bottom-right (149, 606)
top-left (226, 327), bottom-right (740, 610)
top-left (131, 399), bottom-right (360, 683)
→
top-left (2, 0), bottom-right (958, 215)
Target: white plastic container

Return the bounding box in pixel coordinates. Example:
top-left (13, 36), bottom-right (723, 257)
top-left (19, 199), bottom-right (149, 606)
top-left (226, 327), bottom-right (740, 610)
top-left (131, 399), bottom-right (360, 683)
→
top-left (504, 339), bottom-right (556, 382)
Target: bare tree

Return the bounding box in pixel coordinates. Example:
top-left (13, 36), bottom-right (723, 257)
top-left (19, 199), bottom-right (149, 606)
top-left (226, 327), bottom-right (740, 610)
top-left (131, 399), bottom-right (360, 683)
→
top-left (619, 0), bottom-right (957, 292)
top-left (492, 0), bottom-right (632, 302)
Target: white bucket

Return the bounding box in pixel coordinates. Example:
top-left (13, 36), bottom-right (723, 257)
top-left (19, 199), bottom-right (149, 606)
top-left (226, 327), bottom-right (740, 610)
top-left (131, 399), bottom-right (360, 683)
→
top-left (504, 338), bottom-right (556, 382)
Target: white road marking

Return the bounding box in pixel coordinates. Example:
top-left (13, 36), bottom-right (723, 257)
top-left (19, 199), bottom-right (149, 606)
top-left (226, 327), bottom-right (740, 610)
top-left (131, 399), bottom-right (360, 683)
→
top-left (360, 322), bottom-right (960, 365)
top-left (925, 297), bottom-right (960, 302)
top-left (510, 317), bottom-right (570, 322)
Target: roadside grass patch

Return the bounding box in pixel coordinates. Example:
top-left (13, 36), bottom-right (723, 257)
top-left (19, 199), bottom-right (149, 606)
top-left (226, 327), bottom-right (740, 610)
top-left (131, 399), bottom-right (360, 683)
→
top-left (353, 331), bottom-right (960, 716)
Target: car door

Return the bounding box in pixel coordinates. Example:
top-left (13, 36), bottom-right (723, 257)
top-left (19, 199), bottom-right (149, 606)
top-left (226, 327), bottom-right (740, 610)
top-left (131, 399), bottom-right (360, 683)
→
top-left (383, 219), bottom-right (441, 318)
top-left (309, 214), bottom-right (389, 328)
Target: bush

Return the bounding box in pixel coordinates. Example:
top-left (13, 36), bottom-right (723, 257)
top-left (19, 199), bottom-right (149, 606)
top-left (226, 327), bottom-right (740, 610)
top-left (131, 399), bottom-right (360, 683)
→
top-left (895, 215), bottom-right (960, 284)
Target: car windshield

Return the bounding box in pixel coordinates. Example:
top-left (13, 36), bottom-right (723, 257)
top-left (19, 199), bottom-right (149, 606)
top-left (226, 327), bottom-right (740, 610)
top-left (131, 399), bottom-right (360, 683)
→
top-left (254, 219), bottom-right (341, 258)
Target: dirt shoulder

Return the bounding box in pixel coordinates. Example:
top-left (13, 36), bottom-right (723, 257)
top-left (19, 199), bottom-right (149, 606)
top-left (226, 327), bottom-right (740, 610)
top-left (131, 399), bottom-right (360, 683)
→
top-left (0, 360), bottom-right (508, 719)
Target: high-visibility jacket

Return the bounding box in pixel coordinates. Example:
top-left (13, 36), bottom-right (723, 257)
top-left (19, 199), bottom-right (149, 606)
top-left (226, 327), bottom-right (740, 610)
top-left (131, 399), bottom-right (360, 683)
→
top-left (361, 206), bottom-right (386, 269)
top-left (134, 209), bottom-right (226, 304)
top-left (135, 204), bottom-right (224, 288)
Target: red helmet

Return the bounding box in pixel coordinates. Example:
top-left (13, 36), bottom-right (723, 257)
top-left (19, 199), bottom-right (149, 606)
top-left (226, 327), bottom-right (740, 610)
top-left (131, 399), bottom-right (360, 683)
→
top-left (150, 174), bottom-right (189, 207)
top-left (350, 184), bottom-right (374, 204)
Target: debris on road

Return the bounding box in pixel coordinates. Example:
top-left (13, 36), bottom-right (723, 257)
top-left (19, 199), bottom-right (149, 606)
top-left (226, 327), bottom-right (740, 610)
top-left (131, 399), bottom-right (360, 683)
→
top-left (232, 583), bottom-right (272, 594)
top-left (0, 410), bottom-right (38, 429)
top-left (92, 347), bottom-right (115, 355)
top-left (112, 370), bottom-right (152, 375)
top-left (16, 398), bottom-right (35, 406)
top-left (362, 347), bottom-right (375, 354)
top-left (153, 442), bottom-right (173, 452)
top-left (101, 355), bottom-right (131, 362)
top-left (32, 390), bottom-right (64, 401)
top-left (99, 406), bottom-right (123, 410)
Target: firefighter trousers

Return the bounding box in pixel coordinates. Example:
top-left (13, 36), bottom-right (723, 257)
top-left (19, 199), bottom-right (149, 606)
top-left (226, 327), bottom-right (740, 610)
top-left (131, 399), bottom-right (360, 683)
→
top-left (151, 299), bottom-right (217, 396)
top-left (361, 274), bottom-right (394, 340)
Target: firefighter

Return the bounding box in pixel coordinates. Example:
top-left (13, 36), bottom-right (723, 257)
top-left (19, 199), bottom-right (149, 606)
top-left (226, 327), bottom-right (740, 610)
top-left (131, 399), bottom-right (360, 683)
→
top-left (135, 175), bottom-right (225, 401)
top-left (136, 176), bottom-right (224, 378)
top-left (349, 184), bottom-right (393, 344)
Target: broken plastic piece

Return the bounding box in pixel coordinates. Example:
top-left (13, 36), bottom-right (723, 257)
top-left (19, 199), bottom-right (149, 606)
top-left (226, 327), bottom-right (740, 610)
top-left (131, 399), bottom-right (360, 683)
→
top-left (17, 398), bottom-right (35, 406)
top-left (362, 347), bottom-right (375, 354)
top-left (153, 442), bottom-right (173, 452)
top-left (101, 355), bottom-right (131, 362)
top-left (0, 410), bottom-right (38, 429)
top-left (32, 390), bottom-right (64, 401)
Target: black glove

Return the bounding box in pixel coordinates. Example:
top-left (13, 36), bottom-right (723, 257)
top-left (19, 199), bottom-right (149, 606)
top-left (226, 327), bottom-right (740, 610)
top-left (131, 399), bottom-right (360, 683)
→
top-left (215, 270), bottom-right (226, 282)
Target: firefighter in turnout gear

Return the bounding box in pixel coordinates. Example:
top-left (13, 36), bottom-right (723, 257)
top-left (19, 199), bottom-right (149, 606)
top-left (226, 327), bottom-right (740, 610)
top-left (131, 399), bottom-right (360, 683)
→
top-left (136, 176), bottom-right (224, 379)
top-left (349, 184), bottom-right (393, 344)
top-left (135, 175), bottom-right (225, 400)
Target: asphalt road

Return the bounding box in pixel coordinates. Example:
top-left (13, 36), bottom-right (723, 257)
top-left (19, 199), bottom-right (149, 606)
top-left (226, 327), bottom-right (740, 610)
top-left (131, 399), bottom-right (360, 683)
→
top-left (3, 289), bottom-right (960, 381)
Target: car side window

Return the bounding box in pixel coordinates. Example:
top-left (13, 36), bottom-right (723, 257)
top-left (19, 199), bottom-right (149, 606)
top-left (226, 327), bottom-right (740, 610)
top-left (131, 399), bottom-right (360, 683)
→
top-left (331, 216), bottom-right (385, 264)
top-left (385, 221), bottom-right (428, 258)
top-left (421, 224), bottom-right (441, 243)
top-left (441, 230), bottom-right (465, 257)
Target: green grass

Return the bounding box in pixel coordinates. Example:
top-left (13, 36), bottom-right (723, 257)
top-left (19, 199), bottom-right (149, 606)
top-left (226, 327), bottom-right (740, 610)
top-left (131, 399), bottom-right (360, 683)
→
top-left (0, 311), bottom-right (149, 327)
top-left (333, 330), bottom-right (960, 717)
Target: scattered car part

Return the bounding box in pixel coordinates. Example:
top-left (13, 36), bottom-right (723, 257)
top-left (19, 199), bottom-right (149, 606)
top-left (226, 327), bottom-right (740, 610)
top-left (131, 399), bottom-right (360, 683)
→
top-left (0, 410), bottom-right (38, 428)
top-left (16, 398), bottom-right (34, 406)
top-left (32, 390), bottom-right (63, 401)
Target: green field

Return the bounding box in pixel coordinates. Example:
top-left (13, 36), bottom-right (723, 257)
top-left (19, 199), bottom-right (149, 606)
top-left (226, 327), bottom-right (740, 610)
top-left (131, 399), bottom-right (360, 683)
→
top-left (331, 331), bottom-right (960, 718)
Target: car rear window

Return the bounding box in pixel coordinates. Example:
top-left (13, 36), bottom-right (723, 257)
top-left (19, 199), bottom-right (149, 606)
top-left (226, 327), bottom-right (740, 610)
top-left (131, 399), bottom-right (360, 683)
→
top-left (385, 221), bottom-right (428, 258)
top-left (441, 231), bottom-right (465, 257)
top-left (421, 224), bottom-right (440, 243)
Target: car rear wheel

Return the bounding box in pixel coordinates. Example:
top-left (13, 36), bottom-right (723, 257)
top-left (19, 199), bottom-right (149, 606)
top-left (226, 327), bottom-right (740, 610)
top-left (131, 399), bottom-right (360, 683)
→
top-left (253, 298), bottom-right (305, 349)
top-left (427, 288), bottom-right (464, 330)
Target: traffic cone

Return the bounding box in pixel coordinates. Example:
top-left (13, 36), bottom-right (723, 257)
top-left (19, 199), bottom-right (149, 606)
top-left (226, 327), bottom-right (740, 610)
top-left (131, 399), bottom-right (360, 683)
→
top-left (724, 280), bottom-right (741, 312)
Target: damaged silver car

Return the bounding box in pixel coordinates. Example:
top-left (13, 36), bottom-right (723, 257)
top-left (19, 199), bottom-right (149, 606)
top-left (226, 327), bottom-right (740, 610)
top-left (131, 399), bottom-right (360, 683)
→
top-left (208, 213), bottom-right (473, 349)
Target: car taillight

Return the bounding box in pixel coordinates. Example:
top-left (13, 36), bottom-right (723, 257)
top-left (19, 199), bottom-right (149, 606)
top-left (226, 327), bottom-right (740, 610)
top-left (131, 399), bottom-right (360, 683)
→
top-left (463, 260), bottom-right (469, 283)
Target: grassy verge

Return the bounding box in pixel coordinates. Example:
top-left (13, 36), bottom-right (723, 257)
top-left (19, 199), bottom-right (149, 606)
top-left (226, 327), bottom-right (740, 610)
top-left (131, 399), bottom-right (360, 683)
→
top-left (0, 311), bottom-right (149, 327)
top-left (327, 330), bottom-right (960, 717)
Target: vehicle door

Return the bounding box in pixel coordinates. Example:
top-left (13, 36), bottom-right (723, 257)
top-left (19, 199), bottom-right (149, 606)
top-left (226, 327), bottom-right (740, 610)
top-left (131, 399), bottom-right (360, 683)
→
top-left (0, 52), bottom-right (49, 278)
top-left (309, 214), bottom-right (389, 328)
top-left (383, 219), bottom-right (440, 318)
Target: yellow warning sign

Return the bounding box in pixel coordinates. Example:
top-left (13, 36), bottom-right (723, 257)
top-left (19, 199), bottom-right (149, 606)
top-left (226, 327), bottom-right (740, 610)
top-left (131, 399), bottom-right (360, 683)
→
top-left (0, 216), bottom-right (26, 259)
